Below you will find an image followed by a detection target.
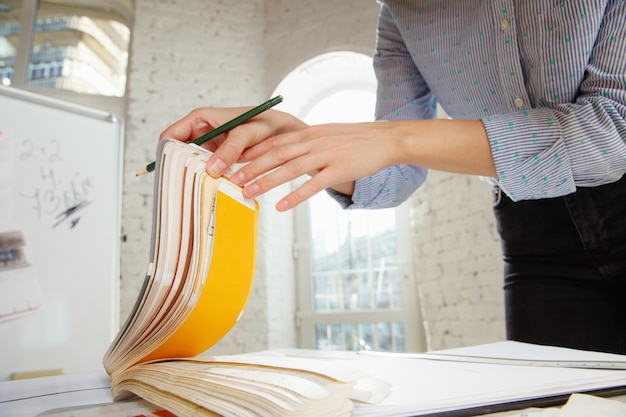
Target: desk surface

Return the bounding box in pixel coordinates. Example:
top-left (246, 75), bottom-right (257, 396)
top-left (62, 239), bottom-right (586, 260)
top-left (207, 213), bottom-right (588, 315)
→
top-left (1, 371), bottom-right (625, 417)
top-left (2, 342), bottom-right (626, 417)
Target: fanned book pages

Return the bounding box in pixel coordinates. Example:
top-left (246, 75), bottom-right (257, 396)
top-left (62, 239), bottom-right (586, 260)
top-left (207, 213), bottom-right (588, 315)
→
top-left (102, 139), bottom-right (390, 417)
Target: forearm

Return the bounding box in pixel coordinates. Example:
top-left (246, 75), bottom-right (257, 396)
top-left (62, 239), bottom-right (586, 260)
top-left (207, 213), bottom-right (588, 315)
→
top-left (328, 118), bottom-right (495, 207)
top-left (391, 118), bottom-right (496, 177)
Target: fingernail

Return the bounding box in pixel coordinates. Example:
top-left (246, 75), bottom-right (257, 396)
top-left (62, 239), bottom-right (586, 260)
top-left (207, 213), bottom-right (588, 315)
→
top-left (244, 183), bottom-right (260, 198)
top-left (231, 171), bottom-right (245, 186)
top-left (207, 157), bottom-right (226, 177)
top-left (276, 199), bottom-right (289, 211)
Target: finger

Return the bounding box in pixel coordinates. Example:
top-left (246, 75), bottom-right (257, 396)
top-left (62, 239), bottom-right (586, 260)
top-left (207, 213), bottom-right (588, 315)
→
top-left (239, 126), bottom-right (318, 162)
top-left (237, 132), bottom-right (283, 161)
top-left (159, 111), bottom-right (212, 142)
top-left (239, 159), bottom-right (313, 200)
top-left (274, 170), bottom-right (338, 211)
top-left (159, 118), bottom-right (198, 142)
top-left (160, 107), bottom-right (248, 143)
top-left (240, 145), bottom-right (334, 202)
top-left (231, 134), bottom-right (311, 187)
top-left (206, 120), bottom-right (275, 177)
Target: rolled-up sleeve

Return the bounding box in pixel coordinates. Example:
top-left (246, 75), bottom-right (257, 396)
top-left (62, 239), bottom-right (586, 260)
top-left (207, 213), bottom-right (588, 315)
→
top-left (330, 2), bottom-right (432, 210)
top-left (483, 1), bottom-right (626, 200)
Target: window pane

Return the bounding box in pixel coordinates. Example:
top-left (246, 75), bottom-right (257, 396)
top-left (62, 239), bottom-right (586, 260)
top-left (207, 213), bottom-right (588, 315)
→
top-left (0, 1), bottom-right (20, 86)
top-left (26, 1), bottom-right (129, 95)
top-left (315, 321), bottom-right (405, 351)
top-left (309, 191), bottom-right (403, 313)
top-left (312, 271), bottom-right (342, 312)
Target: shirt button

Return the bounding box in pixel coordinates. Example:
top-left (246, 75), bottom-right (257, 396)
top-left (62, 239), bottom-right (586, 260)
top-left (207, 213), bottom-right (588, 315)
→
top-left (514, 97), bottom-right (524, 108)
top-left (500, 19), bottom-right (510, 31)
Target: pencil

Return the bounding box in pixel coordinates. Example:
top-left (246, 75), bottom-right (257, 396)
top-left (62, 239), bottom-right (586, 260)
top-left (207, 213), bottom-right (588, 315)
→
top-left (136, 95), bottom-right (284, 176)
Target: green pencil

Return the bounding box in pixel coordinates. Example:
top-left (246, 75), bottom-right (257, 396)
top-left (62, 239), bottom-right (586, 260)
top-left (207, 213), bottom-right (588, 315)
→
top-left (137, 95), bottom-right (283, 176)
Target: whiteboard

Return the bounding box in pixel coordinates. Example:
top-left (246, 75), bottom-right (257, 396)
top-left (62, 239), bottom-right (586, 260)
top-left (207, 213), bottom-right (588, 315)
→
top-left (0, 86), bottom-right (123, 380)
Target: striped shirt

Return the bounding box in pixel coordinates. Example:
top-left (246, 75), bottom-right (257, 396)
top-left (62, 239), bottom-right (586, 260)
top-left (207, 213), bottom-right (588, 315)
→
top-left (339, 0), bottom-right (626, 209)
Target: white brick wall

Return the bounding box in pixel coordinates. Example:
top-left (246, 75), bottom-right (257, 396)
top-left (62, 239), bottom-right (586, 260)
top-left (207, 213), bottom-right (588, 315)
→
top-left (122, 0), bottom-right (505, 354)
top-left (409, 171), bottom-right (505, 350)
top-left (122, 0), bottom-right (270, 354)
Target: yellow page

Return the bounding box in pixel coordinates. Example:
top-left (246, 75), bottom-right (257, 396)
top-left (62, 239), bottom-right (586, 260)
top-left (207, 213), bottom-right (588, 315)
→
top-left (139, 180), bottom-right (258, 362)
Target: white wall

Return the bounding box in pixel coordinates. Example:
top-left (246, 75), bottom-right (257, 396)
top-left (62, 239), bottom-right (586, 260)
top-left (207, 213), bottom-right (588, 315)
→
top-left (409, 172), bottom-right (505, 350)
top-left (121, 0), bottom-right (505, 354)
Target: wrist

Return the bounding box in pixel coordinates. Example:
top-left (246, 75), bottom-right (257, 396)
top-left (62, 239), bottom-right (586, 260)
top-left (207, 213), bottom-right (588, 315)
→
top-left (330, 181), bottom-right (356, 196)
top-left (390, 120), bottom-right (422, 166)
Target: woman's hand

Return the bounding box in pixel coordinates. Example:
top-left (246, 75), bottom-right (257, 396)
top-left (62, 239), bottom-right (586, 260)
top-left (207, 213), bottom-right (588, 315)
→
top-left (159, 106), bottom-right (307, 177)
top-left (161, 109), bottom-right (400, 210)
top-left (229, 118), bottom-right (495, 211)
top-left (229, 121), bottom-right (405, 211)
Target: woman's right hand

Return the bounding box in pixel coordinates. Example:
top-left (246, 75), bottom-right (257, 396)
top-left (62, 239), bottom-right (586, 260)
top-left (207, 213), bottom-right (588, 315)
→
top-left (159, 106), bottom-right (308, 178)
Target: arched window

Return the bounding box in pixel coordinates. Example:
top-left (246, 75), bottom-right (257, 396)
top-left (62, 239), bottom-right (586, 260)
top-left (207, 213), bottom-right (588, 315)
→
top-left (274, 52), bottom-right (426, 352)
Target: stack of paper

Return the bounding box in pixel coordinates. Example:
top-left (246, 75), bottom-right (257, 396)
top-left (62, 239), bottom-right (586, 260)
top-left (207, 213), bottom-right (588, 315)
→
top-left (348, 341), bottom-right (626, 416)
top-left (2, 341), bottom-right (626, 416)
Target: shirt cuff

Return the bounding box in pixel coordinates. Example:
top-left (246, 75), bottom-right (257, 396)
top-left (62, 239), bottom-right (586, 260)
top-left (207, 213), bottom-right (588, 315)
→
top-left (326, 165), bottom-right (428, 209)
top-left (482, 108), bottom-right (576, 201)
top-left (325, 188), bottom-right (354, 209)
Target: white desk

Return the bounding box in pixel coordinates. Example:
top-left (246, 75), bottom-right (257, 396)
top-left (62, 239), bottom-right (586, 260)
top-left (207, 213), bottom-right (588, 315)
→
top-left (1, 371), bottom-right (625, 417)
top-left (2, 342), bottom-right (626, 417)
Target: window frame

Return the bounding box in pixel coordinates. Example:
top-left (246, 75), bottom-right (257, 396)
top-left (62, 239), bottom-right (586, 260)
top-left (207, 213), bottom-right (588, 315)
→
top-left (294, 195), bottom-right (426, 352)
top-left (5, 0), bottom-right (131, 116)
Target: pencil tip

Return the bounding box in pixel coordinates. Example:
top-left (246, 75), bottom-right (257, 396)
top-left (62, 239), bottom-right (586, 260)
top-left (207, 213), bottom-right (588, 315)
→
top-left (136, 167), bottom-right (147, 176)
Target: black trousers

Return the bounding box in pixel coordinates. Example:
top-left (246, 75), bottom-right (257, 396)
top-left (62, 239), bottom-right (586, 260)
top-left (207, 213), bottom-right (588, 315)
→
top-left (493, 175), bottom-right (626, 354)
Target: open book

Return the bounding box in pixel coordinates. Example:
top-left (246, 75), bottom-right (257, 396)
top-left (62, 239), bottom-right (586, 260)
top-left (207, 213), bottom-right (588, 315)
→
top-left (102, 139), bottom-right (389, 416)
